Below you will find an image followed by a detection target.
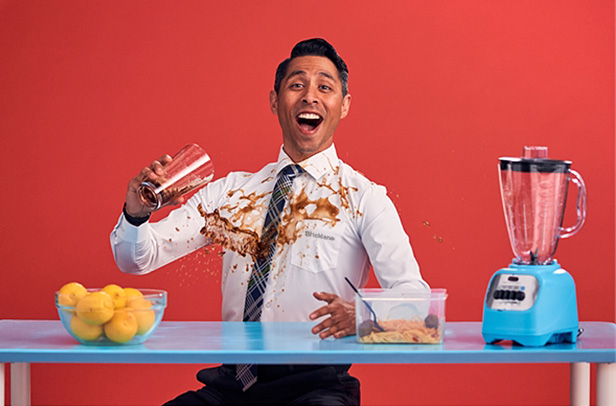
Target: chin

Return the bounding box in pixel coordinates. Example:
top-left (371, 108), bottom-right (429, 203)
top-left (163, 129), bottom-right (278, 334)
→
top-left (284, 132), bottom-right (332, 160)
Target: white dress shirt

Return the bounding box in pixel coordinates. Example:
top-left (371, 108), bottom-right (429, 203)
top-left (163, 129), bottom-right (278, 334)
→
top-left (111, 144), bottom-right (429, 322)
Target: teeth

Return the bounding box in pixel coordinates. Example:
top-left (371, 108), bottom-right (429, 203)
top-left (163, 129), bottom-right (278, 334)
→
top-left (298, 113), bottom-right (321, 120)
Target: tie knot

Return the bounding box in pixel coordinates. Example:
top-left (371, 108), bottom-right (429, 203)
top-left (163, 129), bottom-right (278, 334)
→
top-left (280, 164), bottom-right (303, 179)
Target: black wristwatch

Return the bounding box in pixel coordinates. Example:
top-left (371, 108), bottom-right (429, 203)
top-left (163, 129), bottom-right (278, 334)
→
top-left (123, 203), bottom-right (150, 226)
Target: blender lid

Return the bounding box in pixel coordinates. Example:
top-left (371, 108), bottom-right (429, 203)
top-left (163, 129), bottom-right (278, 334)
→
top-left (500, 146), bottom-right (571, 173)
top-left (499, 157), bottom-right (571, 173)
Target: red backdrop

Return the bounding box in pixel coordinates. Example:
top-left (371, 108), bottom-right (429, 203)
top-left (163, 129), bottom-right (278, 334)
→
top-left (1, 1), bottom-right (613, 405)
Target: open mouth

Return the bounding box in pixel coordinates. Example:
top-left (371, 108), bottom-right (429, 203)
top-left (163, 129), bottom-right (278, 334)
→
top-left (296, 112), bottom-right (323, 132)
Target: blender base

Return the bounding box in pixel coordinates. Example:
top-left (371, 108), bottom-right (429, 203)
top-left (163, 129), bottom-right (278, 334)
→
top-left (481, 260), bottom-right (579, 346)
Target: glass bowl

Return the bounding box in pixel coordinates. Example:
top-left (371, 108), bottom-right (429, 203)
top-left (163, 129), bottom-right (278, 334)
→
top-left (55, 288), bottom-right (167, 345)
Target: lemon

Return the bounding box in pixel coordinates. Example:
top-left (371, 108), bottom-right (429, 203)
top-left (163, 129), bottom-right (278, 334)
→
top-left (102, 284), bottom-right (127, 309)
top-left (70, 314), bottom-right (103, 341)
top-left (104, 310), bottom-right (138, 343)
top-left (123, 287), bottom-right (144, 306)
top-left (57, 282), bottom-right (88, 307)
top-left (75, 291), bottom-right (114, 325)
top-left (127, 297), bottom-right (156, 335)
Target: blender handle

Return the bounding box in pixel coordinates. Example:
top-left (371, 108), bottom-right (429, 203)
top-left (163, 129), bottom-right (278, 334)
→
top-left (560, 169), bottom-right (587, 239)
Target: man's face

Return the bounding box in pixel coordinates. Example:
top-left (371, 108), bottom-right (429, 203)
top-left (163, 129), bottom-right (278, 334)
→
top-left (270, 55), bottom-right (351, 162)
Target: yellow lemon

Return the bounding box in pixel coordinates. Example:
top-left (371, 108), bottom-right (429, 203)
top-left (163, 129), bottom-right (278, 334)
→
top-left (102, 284), bottom-right (127, 309)
top-left (70, 314), bottom-right (103, 341)
top-left (123, 287), bottom-right (144, 306)
top-left (75, 291), bottom-right (114, 325)
top-left (57, 282), bottom-right (88, 307)
top-left (104, 310), bottom-right (138, 343)
top-left (127, 297), bottom-right (156, 335)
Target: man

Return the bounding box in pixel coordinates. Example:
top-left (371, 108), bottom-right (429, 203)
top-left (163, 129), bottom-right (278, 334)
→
top-left (111, 38), bottom-right (428, 405)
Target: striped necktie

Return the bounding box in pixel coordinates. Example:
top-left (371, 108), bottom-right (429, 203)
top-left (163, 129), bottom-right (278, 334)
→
top-left (236, 164), bottom-right (303, 390)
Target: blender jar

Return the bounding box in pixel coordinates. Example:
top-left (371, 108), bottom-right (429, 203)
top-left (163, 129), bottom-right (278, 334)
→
top-left (499, 146), bottom-right (587, 265)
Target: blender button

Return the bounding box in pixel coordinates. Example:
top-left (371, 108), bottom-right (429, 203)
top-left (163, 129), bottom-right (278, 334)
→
top-left (516, 291), bottom-right (526, 301)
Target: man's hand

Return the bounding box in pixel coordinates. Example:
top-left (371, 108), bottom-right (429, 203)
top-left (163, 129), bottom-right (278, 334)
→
top-left (309, 291), bottom-right (356, 339)
top-left (124, 154), bottom-right (184, 218)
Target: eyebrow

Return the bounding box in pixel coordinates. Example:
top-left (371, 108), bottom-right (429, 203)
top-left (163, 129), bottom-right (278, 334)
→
top-left (287, 70), bottom-right (336, 81)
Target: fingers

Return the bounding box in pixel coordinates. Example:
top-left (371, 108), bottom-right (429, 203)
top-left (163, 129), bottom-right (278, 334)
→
top-left (136, 155), bottom-right (173, 186)
top-left (311, 312), bottom-right (353, 339)
top-left (308, 291), bottom-right (339, 320)
top-left (313, 291), bottom-right (337, 303)
top-left (124, 154), bottom-right (173, 218)
top-left (312, 318), bottom-right (337, 339)
top-left (141, 156), bottom-right (169, 182)
top-left (159, 154), bottom-right (173, 165)
top-left (310, 292), bottom-right (356, 340)
top-left (152, 154), bottom-right (172, 176)
top-left (170, 195), bottom-right (185, 206)
top-left (149, 160), bottom-right (164, 177)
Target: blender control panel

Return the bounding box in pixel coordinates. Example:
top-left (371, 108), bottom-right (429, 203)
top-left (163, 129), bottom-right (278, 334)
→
top-left (486, 273), bottom-right (539, 311)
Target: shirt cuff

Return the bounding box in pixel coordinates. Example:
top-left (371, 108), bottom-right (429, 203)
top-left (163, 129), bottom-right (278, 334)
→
top-left (123, 203), bottom-right (150, 226)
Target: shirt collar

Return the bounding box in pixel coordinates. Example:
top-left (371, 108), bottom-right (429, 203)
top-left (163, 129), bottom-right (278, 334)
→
top-left (275, 144), bottom-right (339, 180)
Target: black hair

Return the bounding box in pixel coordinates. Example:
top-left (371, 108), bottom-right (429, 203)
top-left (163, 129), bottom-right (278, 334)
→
top-left (274, 38), bottom-right (349, 96)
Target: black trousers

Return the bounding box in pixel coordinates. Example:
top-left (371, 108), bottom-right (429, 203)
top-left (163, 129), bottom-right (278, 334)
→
top-left (163, 364), bottom-right (360, 405)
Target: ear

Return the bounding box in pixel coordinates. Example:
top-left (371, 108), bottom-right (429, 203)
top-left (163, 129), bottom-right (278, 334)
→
top-left (340, 93), bottom-right (352, 119)
top-left (269, 90), bottom-right (278, 115)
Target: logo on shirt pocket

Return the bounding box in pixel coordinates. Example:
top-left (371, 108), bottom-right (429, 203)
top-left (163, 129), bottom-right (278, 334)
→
top-left (304, 230), bottom-right (336, 241)
top-left (291, 221), bottom-right (344, 273)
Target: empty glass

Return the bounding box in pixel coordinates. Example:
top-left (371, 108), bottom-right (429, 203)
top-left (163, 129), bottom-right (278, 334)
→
top-left (138, 143), bottom-right (214, 210)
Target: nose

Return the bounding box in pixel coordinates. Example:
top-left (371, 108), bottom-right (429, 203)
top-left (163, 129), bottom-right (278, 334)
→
top-left (301, 85), bottom-right (319, 104)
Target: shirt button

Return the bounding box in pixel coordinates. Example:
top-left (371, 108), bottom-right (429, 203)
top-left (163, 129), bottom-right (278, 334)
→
top-left (265, 302), bottom-right (271, 309)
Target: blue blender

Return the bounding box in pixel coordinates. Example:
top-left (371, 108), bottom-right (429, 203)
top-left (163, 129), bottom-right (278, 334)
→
top-left (482, 146), bottom-right (587, 346)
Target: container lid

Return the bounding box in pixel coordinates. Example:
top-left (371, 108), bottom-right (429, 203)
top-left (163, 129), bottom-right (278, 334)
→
top-left (359, 288), bottom-right (447, 300)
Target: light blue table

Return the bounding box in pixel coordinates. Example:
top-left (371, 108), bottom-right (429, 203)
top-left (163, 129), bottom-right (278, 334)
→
top-left (1, 320), bottom-right (614, 405)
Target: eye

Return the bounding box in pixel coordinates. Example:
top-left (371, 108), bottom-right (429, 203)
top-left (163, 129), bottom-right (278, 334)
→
top-left (290, 83), bottom-right (304, 89)
top-left (319, 84), bottom-right (332, 91)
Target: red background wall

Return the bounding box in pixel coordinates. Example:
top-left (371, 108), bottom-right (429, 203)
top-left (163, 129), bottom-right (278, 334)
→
top-left (0, 1), bottom-right (613, 405)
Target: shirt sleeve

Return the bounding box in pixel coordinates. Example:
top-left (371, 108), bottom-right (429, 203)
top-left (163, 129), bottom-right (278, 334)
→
top-left (357, 185), bottom-right (430, 292)
top-left (109, 177), bottom-right (229, 275)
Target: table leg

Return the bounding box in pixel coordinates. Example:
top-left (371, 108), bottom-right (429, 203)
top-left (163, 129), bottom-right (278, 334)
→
top-left (10, 363), bottom-right (30, 406)
top-left (596, 363), bottom-right (615, 406)
top-left (1, 363), bottom-right (5, 406)
top-left (570, 362), bottom-right (590, 406)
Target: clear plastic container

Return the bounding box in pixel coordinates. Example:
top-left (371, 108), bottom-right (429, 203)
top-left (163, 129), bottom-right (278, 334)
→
top-left (355, 288), bottom-right (447, 344)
